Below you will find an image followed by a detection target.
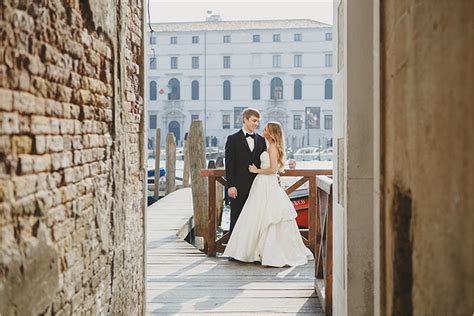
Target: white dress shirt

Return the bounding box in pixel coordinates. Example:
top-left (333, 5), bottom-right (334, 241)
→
top-left (242, 128), bottom-right (255, 152)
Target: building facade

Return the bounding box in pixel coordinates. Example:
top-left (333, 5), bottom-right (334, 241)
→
top-left (146, 18), bottom-right (333, 154)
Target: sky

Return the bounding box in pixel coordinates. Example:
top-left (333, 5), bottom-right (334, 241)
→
top-left (148, 0), bottom-right (333, 25)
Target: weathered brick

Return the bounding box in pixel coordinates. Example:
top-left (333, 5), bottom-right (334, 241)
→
top-left (12, 174), bottom-right (37, 198)
top-left (61, 151), bottom-right (73, 169)
top-left (60, 184), bottom-right (77, 203)
top-left (51, 153), bottom-right (62, 171)
top-left (46, 135), bottom-right (64, 152)
top-left (35, 191), bottom-right (53, 215)
top-left (83, 105), bottom-right (95, 121)
top-left (64, 167), bottom-right (80, 184)
top-left (11, 135), bottom-right (32, 154)
top-left (11, 194), bottom-right (36, 215)
top-left (57, 85), bottom-right (73, 102)
top-left (51, 152), bottom-right (71, 170)
top-left (50, 117), bottom-right (60, 134)
top-left (0, 111), bottom-right (20, 134)
top-left (62, 135), bottom-right (72, 151)
top-left (45, 99), bottom-right (63, 117)
top-left (69, 72), bottom-right (82, 89)
top-left (18, 154), bottom-right (34, 174)
top-left (52, 218), bottom-right (75, 241)
top-left (32, 76), bottom-right (49, 98)
top-left (47, 205), bottom-right (66, 227)
top-left (81, 30), bottom-right (92, 46)
top-left (82, 149), bottom-right (93, 163)
top-left (33, 154), bottom-right (51, 173)
top-left (0, 88), bottom-right (13, 111)
top-left (63, 103), bottom-right (81, 119)
top-left (18, 114), bottom-right (30, 133)
top-left (31, 115), bottom-right (50, 134)
top-left (9, 9), bottom-right (34, 33)
top-left (0, 202), bottom-right (12, 226)
top-left (49, 172), bottom-right (62, 188)
top-left (74, 120), bottom-right (82, 134)
top-left (71, 135), bottom-right (83, 150)
top-left (46, 64), bottom-right (70, 84)
top-left (88, 134), bottom-right (100, 148)
top-left (34, 135), bottom-right (46, 154)
top-left (16, 70), bottom-right (31, 91)
top-left (65, 247), bottom-right (81, 269)
top-left (2, 1), bottom-right (144, 314)
top-left (25, 54), bottom-right (45, 76)
top-left (60, 119), bottom-right (75, 135)
top-left (13, 91), bottom-right (45, 115)
top-left (64, 38), bottom-right (84, 59)
top-left (0, 180), bottom-right (14, 203)
top-left (73, 150), bottom-right (82, 165)
top-left (36, 173), bottom-right (48, 192)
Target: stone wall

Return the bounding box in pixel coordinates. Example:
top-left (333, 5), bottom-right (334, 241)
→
top-left (0, 0), bottom-right (145, 315)
top-left (382, 0), bottom-right (473, 315)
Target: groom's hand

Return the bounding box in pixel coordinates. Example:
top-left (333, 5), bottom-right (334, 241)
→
top-left (228, 187), bottom-right (238, 199)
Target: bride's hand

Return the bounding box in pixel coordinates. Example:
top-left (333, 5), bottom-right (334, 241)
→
top-left (248, 164), bottom-right (258, 174)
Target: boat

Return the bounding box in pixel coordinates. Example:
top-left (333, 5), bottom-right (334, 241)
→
top-left (289, 188), bottom-right (310, 228)
top-left (147, 167), bottom-right (166, 206)
top-left (147, 167), bottom-right (166, 179)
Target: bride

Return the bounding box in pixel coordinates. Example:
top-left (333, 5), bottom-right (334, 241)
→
top-left (223, 122), bottom-right (314, 267)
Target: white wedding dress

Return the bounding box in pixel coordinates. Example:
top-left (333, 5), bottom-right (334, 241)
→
top-left (223, 151), bottom-right (314, 267)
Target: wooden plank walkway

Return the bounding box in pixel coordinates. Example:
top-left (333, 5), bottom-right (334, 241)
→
top-left (146, 188), bottom-right (323, 315)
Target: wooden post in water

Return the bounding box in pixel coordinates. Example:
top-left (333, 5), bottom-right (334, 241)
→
top-left (154, 128), bottom-right (161, 198)
top-left (215, 157), bottom-right (225, 229)
top-left (182, 132), bottom-right (190, 188)
top-left (189, 121), bottom-right (208, 250)
top-left (166, 132), bottom-right (176, 195)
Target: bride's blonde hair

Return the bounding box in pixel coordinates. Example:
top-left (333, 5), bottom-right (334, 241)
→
top-left (265, 122), bottom-right (286, 172)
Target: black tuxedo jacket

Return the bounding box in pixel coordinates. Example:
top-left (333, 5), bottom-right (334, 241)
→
top-left (225, 129), bottom-right (267, 198)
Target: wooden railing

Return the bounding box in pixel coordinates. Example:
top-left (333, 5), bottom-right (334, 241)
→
top-left (315, 175), bottom-right (333, 316)
top-left (199, 169), bottom-right (332, 257)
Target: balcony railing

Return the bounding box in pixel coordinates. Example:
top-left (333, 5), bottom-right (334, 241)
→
top-left (164, 100), bottom-right (184, 112)
top-left (315, 175), bottom-right (333, 316)
top-left (266, 99), bottom-right (287, 108)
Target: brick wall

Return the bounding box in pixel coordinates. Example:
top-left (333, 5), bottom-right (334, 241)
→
top-left (0, 1), bottom-right (145, 314)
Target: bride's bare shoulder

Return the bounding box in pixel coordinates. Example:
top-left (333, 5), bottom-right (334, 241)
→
top-left (267, 144), bottom-right (276, 151)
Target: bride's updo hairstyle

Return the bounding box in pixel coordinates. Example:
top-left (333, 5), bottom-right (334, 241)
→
top-left (265, 122), bottom-right (286, 172)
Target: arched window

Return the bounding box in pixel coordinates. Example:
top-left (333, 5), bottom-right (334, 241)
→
top-left (252, 80), bottom-right (260, 100)
top-left (324, 79), bottom-right (333, 100)
top-left (149, 81), bottom-right (157, 100)
top-left (192, 80), bottom-right (199, 100)
top-left (168, 78), bottom-right (180, 100)
top-left (270, 77), bottom-right (283, 100)
top-left (294, 79), bottom-right (302, 100)
top-left (223, 80), bottom-right (231, 100)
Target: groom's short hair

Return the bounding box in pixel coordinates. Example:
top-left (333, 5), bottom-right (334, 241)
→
top-left (242, 108), bottom-right (260, 121)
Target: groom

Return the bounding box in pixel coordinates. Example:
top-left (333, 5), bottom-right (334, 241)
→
top-left (225, 108), bottom-right (267, 234)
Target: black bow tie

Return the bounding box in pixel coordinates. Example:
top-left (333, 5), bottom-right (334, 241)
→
top-left (245, 133), bottom-right (255, 139)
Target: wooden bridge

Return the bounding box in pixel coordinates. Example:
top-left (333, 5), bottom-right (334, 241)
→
top-left (146, 171), bottom-right (333, 315)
